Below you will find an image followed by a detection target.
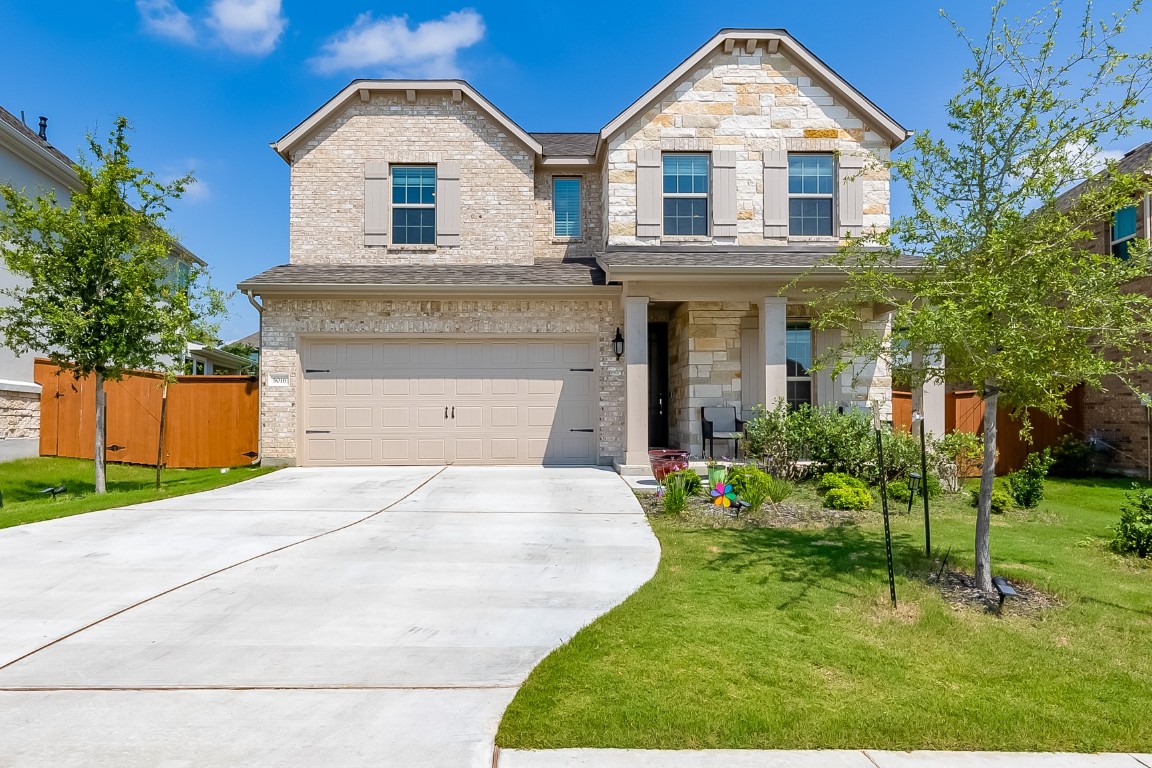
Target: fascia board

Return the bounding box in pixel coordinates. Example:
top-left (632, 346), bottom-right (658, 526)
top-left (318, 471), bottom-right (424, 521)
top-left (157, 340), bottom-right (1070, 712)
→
top-left (0, 121), bottom-right (80, 191)
top-left (236, 282), bottom-right (621, 297)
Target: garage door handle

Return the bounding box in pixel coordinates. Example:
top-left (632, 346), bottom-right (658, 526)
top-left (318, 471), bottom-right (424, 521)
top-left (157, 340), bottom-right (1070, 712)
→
top-left (445, 406), bottom-right (449, 419)
top-left (570, 428), bottom-right (594, 433)
top-left (451, 406), bottom-right (455, 418)
top-left (305, 430), bottom-right (330, 434)
top-left (569, 368), bottom-right (594, 372)
top-left (305, 369), bottom-right (329, 373)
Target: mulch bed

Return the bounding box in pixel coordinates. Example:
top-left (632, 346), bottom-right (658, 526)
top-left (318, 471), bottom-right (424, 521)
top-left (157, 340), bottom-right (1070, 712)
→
top-left (927, 565), bottom-right (1062, 616)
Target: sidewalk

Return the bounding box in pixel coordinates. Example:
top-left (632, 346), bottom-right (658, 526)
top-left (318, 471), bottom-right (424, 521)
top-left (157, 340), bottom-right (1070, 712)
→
top-left (499, 749), bottom-right (1152, 767)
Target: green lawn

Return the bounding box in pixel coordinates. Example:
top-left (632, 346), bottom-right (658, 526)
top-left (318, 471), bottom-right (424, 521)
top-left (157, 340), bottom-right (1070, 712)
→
top-left (0, 457), bottom-right (277, 529)
top-left (498, 478), bottom-right (1152, 752)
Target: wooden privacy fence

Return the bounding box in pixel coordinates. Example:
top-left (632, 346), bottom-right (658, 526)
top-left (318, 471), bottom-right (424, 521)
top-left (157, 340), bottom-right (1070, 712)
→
top-left (35, 359), bottom-right (259, 468)
top-left (892, 387), bottom-right (1084, 474)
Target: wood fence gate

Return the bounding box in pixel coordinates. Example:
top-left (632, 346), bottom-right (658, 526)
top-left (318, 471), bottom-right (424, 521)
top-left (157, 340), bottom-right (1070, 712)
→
top-left (35, 359), bottom-right (259, 468)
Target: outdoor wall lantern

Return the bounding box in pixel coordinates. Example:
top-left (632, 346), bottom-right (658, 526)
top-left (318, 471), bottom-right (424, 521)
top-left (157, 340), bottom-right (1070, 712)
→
top-left (613, 328), bottom-right (625, 360)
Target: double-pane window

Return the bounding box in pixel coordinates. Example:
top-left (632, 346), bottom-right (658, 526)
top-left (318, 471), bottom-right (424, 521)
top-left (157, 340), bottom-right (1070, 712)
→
top-left (788, 155), bottom-right (834, 236)
top-left (1112, 205), bottom-right (1138, 260)
top-left (554, 178), bottom-right (582, 237)
top-left (392, 166), bottom-right (436, 245)
top-left (786, 324), bottom-right (813, 409)
top-left (663, 154), bottom-right (709, 235)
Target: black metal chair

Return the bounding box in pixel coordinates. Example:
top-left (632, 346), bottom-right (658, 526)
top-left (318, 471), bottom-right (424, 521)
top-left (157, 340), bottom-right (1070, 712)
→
top-left (701, 406), bottom-right (743, 460)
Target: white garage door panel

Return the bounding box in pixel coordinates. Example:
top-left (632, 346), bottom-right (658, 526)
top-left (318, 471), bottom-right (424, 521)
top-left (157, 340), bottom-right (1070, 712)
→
top-left (302, 339), bottom-right (598, 466)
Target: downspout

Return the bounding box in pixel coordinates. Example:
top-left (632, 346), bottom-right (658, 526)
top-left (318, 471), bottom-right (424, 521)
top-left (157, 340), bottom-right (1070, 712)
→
top-left (246, 290), bottom-right (264, 466)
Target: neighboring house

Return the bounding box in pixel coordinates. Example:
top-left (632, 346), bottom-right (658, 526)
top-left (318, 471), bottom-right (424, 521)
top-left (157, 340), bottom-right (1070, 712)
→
top-left (185, 342), bottom-right (255, 375)
top-left (1056, 141), bottom-right (1152, 477)
top-left (239, 28), bottom-right (940, 470)
top-left (0, 104), bottom-right (205, 462)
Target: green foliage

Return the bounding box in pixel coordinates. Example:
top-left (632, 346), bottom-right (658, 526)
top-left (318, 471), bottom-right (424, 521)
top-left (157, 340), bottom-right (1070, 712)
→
top-left (661, 472), bottom-right (691, 516)
top-left (969, 487), bottom-right (1014, 515)
top-left (662, 469), bottom-right (702, 496)
top-left (933, 431), bottom-right (983, 491)
top-left (817, 472), bottom-right (867, 492)
top-left (1110, 486), bottom-right (1152, 557)
top-left (823, 485), bottom-right (873, 511)
top-left (1050, 435), bottom-right (1097, 478)
top-left (724, 465), bottom-right (783, 515)
top-left (886, 473), bottom-right (943, 504)
top-left (1007, 449), bottom-right (1056, 509)
top-left (742, 401), bottom-right (804, 479)
top-left (763, 475), bottom-right (794, 505)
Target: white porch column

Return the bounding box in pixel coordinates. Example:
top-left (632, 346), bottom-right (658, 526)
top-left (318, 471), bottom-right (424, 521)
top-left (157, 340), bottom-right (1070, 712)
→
top-left (912, 349), bottom-right (946, 436)
top-left (624, 296), bottom-right (650, 466)
top-left (759, 297), bottom-right (788, 407)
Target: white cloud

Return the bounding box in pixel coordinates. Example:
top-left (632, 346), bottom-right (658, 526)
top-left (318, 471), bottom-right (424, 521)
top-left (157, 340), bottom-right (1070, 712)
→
top-left (207, 0), bottom-right (286, 55)
top-left (183, 177), bottom-right (211, 203)
top-left (311, 9), bottom-right (485, 77)
top-left (136, 0), bottom-right (197, 43)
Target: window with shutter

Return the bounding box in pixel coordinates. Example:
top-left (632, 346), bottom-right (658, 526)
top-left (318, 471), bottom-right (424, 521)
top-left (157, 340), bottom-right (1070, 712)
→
top-left (662, 154), bottom-right (709, 235)
top-left (788, 155), bottom-right (834, 236)
top-left (391, 166), bottom-right (436, 245)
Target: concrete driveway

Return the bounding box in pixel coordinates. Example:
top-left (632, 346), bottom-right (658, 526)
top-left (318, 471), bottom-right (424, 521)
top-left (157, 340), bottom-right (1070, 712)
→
top-left (0, 466), bottom-right (659, 767)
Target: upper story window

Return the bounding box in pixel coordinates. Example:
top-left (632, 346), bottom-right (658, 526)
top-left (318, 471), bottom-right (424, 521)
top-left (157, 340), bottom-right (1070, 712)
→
top-left (663, 154), bottom-right (709, 235)
top-left (789, 155), bottom-right (835, 236)
top-left (553, 177), bottom-right (582, 238)
top-left (1112, 205), bottom-right (1139, 260)
top-left (786, 324), bottom-right (813, 410)
top-left (392, 166), bottom-right (436, 245)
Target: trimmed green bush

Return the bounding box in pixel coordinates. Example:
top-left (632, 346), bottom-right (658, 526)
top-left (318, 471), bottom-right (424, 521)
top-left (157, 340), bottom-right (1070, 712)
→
top-left (1007, 448), bottom-right (1055, 509)
top-left (968, 487), bottom-right (1013, 514)
top-left (886, 474), bottom-right (943, 503)
top-left (1050, 435), bottom-right (1097, 478)
top-left (663, 469), bottom-right (702, 496)
top-left (824, 485), bottom-right (873, 510)
top-left (1111, 486), bottom-right (1152, 558)
top-left (817, 472), bottom-right (868, 492)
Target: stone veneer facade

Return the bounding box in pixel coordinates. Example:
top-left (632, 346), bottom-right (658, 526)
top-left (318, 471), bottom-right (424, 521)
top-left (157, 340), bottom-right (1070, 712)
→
top-left (532, 169), bottom-right (604, 261)
top-left (0, 390), bottom-right (39, 440)
top-left (605, 47), bottom-right (890, 245)
top-left (260, 297), bottom-right (624, 465)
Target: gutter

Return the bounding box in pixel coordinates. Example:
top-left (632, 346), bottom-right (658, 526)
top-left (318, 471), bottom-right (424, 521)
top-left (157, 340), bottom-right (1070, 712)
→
top-left (236, 282), bottom-right (622, 297)
top-left (595, 257), bottom-right (920, 282)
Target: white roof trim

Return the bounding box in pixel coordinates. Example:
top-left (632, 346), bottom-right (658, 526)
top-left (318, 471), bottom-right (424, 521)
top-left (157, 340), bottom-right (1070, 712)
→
top-left (272, 80), bottom-right (543, 162)
top-left (600, 29), bottom-right (911, 147)
top-left (0, 119), bottom-right (80, 191)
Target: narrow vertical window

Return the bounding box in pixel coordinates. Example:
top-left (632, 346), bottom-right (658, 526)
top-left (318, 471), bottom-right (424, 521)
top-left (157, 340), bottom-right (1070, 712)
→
top-left (391, 166), bottom-right (436, 245)
top-left (786, 324), bottom-right (813, 409)
top-left (663, 154), bottom-right (709, 235)
top-left (788, 155), bottom-right (834, 236)
top-left (553, 177), bottom-right (582, 237)
top-left (1112, 204), bottom-right (1138, 260)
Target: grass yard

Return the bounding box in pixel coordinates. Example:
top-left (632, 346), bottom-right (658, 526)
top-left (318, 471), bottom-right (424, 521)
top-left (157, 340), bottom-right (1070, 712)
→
top-left (0, 457), bottom-right (277, 529)
top-left (498, 477), bottom-right (1152, 752)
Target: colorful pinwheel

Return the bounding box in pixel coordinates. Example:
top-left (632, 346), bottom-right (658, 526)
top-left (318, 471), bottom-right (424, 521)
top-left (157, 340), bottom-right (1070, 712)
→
top-left (711, 481), bottom-right (737, 507)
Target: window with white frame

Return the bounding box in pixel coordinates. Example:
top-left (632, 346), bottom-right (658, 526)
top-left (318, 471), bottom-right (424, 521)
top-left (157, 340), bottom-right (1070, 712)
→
top-left (788, 155), bottom-right (835, 236)
top-left (1112, 204), bottom-right (1139, 260)
top-left (391, 166), bottom-right (436, 245)
top-left (663, 154), bottom-right (709, 235)
top-left (553, 177), bottom-right (582, 237)
top-left (786, 324), bottom-right (814, 409)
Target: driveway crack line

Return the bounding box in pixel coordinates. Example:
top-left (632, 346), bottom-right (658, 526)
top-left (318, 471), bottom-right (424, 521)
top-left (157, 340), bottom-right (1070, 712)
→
top-left (0, 467), bottom-right (448, 673)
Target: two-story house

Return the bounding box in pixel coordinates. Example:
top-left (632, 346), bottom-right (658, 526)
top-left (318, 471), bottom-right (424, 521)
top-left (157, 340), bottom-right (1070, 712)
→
top-left (240, 28), bottom-right (939, 471)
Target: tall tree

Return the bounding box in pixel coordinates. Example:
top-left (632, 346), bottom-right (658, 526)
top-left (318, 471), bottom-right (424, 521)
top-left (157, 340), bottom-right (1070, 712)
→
top-left (0, 117), bottom-right (225, 493)
top-left (808, 0), bottom-right (1152, 591)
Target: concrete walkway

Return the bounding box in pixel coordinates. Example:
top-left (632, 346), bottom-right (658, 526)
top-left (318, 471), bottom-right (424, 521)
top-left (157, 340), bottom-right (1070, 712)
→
top-left (499, 750), bottom-right (1152, 767)
top-left (0, 466), bottom-right (659, 767)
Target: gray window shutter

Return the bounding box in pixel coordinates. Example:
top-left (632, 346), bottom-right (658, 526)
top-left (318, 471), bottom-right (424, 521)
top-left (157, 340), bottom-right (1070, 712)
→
top-left (364, 161), bottom-right (389, 246)
top-left (763, 150), bottom-right (788, 238)
top-left (838, 154), bottom-right (866, 237)
top-left (712, 150), bottom-right (737, 237)
top-left (636, 149), bottom-right (662, 238)
top-left (437, 161), bottom-right (461, 247)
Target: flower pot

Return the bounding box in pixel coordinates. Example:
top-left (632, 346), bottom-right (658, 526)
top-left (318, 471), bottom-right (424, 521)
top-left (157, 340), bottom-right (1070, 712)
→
top-left (648, 449), bottom-right (690, 482)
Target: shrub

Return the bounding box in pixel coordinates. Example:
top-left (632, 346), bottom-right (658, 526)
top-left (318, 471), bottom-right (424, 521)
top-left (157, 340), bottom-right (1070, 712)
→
top-left (663, 468), bottom-right (702, 496)
top-left (724, 465), bottom-right (788, 515)
top-left (886, 473), bottom-right (943, 503)
top-left (1110, 486), bottom-right (1152, 558)
top-left (764, 475), bottom-right (794, 505)
top-left (1050, 435), bottom-right (1096, 478)
top-left (722, 464), bottom-right (758, 496)
top-left (932, 430), bottom-right (983, 492)
top-left (824, 485), bottom-right (873, 510)
top-left (1006, 449), bottom-right (1055, 509)
top-left (743, 401), bottom-right (805, 479)
top-left (968, 487), bottom-right (1013, 514)
top-left (661, 472), bottom-right (690, 515)
top-left (817, 472), bottom-right (867, 492)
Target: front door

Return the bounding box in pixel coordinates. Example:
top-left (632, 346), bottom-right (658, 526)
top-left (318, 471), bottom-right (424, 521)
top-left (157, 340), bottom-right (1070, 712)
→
top-left (648, 323), bottom-right (670, 448)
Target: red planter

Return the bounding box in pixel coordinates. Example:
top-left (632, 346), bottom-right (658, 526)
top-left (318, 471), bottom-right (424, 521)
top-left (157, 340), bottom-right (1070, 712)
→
top-left (648, 449), bottom-right (690, 482)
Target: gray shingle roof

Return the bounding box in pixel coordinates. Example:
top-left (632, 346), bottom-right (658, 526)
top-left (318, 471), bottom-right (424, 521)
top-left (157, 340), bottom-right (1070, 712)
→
top-left (597, 247), bottom-right (921, 269)
top-left (1053, 141), bottom-right (1152, 210)
top-left (233, 331), bottom-right (261, 348)
top-left (0, 105), bottom-right (75, 169)
top-left (530, 133), bottom-right (599, 157)
top-left (239, 260), bottom-right (607, 290)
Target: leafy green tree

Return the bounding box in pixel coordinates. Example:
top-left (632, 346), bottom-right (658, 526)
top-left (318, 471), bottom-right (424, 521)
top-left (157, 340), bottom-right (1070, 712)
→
top-left (0, 117), bottom-right (226, 493)
top-left (807, 1), bottom-right (1152, 591)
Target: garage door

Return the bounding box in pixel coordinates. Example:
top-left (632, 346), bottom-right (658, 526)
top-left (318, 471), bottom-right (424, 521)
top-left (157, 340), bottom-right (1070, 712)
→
top-left (301, 339), bottom-right (599, 466)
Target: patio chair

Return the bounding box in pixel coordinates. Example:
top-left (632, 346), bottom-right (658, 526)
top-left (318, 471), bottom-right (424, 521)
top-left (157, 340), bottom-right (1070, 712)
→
top-left (701, 406), bottom-right (743, 460)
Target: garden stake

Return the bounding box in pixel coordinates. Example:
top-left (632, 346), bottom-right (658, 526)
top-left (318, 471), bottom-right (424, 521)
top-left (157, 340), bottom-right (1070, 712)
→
top-left (920, 415), bottom-right (931, 559)
top-left (872, 402), bottom-right (897, 608)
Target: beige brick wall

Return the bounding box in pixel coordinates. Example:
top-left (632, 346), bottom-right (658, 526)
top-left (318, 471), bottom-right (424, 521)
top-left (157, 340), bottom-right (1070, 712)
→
top-left (605, 47), bottom-right (891, 245)
top-left (260, 297), bottom-right (625, 465)
top-left (289, 92), bottom-right (537, 266)
top-left (532, 169), bottom-right (605, 260)
top-left (0, 389), bottom-right (39, 440)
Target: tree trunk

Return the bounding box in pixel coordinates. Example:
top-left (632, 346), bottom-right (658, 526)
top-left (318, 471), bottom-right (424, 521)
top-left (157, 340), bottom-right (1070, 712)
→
top-left (94, 371), bottom-right (107, 494)
top-left (975, 379), bottom-right (997, 592)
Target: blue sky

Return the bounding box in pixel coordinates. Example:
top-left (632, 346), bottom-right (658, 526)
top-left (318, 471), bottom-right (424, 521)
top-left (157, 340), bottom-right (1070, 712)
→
top-left (1, 1), bottom-right (1149, 340)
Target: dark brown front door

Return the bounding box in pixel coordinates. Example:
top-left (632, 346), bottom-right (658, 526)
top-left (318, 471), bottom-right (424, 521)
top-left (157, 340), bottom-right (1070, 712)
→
top-left (648, 323), bottom-right (670, 448)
